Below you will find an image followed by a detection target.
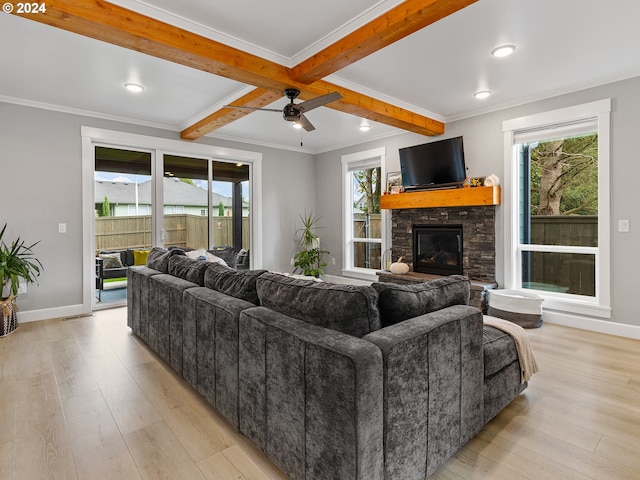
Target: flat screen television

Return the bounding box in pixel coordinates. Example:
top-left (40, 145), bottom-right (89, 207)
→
top-left (399, 136), bottom-right (467, 190)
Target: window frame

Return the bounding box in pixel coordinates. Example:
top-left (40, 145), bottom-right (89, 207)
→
top-left (341, 147), bottom-right (387, 282)
top-left (503, 99), bottom-right (611, 318)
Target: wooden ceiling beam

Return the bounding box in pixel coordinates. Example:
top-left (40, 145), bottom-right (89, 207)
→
top-left (292, 0), bottom-right (478, 84)
top-left (14, 0), bottom-right (445, 139)
top-left (181, 88), bottom-right (283, 140)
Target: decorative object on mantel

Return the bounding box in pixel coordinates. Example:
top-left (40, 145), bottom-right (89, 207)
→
top-left (484, 173), bottom-right (500, 187)
top-left (469, 176), bottom-right (486, 187)
top-left (386, 171), bottom-right (403, 194)
top-left (0, 224), bottom-right (43, 337)
top-left (389, 256), bottom-right (410, 275)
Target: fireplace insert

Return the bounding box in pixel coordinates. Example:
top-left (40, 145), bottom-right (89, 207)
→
top-left (413, 225), bottom-right (463, 276)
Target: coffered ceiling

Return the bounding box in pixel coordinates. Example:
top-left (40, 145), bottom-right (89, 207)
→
top-left (2, 0), bottom-right (640, 153)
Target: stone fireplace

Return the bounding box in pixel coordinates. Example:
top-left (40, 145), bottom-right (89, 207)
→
top-left (391, 206), bottom-right (496, 282)
top-left (379, 186), bottom-right (501, 310)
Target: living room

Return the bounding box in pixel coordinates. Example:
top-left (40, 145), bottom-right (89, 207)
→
top-left (1, 1), bottom-right (640, 479)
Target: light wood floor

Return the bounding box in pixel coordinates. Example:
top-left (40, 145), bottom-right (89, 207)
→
top-left (0, 308), bottom-right (638, 479)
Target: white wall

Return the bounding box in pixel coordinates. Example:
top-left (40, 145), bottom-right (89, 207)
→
top-left (316, 76), bottom-right (640, 329)
top-left (0, 102), bottom-right (315, 316)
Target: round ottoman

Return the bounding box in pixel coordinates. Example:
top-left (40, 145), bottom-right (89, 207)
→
top-left (487, 289), bottom-right (543, 328)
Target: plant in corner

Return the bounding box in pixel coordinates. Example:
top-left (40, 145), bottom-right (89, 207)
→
top-left (293, 211), bottom-right (329, 278)
top-left (0, 224), bottom-right (43, 336)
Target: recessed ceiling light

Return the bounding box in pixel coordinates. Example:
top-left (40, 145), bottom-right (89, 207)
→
top-left (491, 45), bottom-right (516, 58)
top-left (359, 120), bottom-right (371, 132)
top-left (124, 82), bottom-right (144, 93)
top-left (474, 90), bottom-right (492, 100)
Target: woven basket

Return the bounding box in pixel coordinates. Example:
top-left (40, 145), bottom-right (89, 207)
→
top-left (487, 289), bottom-right (543, 328)
top-left (1, 296), bottom-right (18, 337)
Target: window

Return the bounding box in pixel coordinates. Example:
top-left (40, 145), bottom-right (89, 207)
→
top-left (342, 148), bottom-right (387, 280)
top-left (503, 99), bottom-right (611, 318)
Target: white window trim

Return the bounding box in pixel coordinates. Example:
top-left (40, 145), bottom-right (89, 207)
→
top-left (341, 147), bottom-right (387, 282)
top-left (502, 99), bottom-right (611, 319)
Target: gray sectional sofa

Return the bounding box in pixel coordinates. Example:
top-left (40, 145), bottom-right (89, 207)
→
top-left (127, 247), bottom-right (526, 480)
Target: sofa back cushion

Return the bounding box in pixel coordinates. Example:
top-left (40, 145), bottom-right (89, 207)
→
top-left (372, 275), bottom-right (471, 327)
top-left (168, 255), bottom-right (210, 286)
top-left (256, 272), bottom-right (380, 338)
top-left (146, 247), bottom-right (186, 273)
top-left (204, 263), bottom-right (267, 305)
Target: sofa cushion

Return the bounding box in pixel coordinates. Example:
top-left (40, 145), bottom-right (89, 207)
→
top-left (256, 272), bottom-right (380, 338)
top-left (209, 246), bottom-right (238, 267)
top-left (483, 325), bottom-right (519, 378)
top-left (168, 255), bottom-right (210, 286)
top-left (204, 263), bottom-right (267, 305)
top-left (372, 275), bottom-right (471, 327)
top-left (146, 247), bottom-right (186, 273)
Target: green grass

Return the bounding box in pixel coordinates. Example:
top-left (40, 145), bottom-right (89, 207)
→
top-left (103, 277), bottom-right (127, 283)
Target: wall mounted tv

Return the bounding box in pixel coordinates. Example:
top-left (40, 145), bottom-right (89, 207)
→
top-left (399, 136), bottom-right (467, 191)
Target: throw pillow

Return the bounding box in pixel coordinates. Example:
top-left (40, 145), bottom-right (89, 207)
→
top-left (372, 275), bottom-right (471, 327)
top-left (133, 249), bottom-right (151, 266)
top-left (185, 248), bottom-right (228, 266)
top-left (100, 252), bottom-right (124, 269)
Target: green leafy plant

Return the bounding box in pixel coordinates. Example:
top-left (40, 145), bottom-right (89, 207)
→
top-left (0, 224), bottom-right (43, 299)
top-left (101, 196), bottom-right (110, 217)
top-left (293, 211), bottom-right (328, 277)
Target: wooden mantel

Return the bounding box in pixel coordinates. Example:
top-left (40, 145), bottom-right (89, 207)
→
top-left (380, 185), bottom-right (500, 209)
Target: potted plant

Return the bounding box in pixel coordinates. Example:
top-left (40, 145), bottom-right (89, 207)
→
top-left (293, 211), bottom-right (328, 277)
top-left (0, 224), bottom-right (43, 336)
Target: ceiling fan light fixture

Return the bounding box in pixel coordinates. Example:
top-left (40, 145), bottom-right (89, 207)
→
top-left (491, 44), bottom-right (516, 58)
top-left (359, 120), bottom-right (371, 132)
top-left (474, 90), bottom-right (492, 100)
top-left (292, 122), bottom-right (303, 129)
top-left (124, 82), bottom-right (144, 93)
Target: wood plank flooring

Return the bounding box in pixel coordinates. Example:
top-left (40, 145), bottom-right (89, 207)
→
top-left (0, 308), bottom-right (638, 479)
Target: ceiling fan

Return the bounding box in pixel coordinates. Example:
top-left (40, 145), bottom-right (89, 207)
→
top-left (224, 88), bottom-right (343, 131)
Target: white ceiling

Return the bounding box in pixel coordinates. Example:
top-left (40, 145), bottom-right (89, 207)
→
top-left (2, 0), bottom-right (640, 153)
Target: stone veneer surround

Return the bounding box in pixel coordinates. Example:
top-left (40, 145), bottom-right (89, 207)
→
top-left (391, 206), bottom-right (496, 282)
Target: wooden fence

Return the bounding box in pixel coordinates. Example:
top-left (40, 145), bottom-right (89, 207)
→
top-left (95, 214), bottom-right (250, 253)
top-left (526, 216), bottom-right (597, 295)
top-left (353, 214), bottom-right (381, 269)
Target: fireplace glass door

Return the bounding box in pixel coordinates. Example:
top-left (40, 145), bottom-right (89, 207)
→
top-left (413, 225), bottom-right (463, 276)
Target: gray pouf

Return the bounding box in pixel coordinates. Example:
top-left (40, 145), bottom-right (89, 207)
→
top-left (487, 289), bottom-right (543, 328)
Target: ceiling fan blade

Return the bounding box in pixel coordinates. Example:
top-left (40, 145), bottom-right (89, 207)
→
top-left (297, 114), bottom-right (315, 132)
top-left (296, 91), bottom-right (343, 113)
top-left (223, 105), bottom-right (282, 112)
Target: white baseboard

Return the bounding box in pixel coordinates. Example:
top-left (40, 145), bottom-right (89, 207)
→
top-left (17, 304), bottom-right (87, 323)
top-left (543, 310), bottom-right (640, 340)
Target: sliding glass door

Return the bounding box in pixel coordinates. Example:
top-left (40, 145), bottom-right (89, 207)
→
top-left (83, 127), bottom-right (262, 313)
top-left (94, 146), bottom-right (152, 306)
